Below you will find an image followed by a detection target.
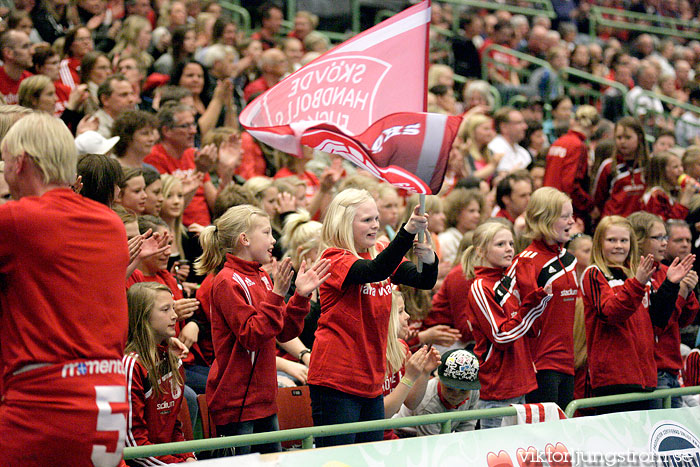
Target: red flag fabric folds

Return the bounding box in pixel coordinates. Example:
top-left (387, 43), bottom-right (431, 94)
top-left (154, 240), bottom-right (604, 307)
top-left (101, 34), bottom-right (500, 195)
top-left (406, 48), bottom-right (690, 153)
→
top-left (239, 1), bottom-right (461, 194)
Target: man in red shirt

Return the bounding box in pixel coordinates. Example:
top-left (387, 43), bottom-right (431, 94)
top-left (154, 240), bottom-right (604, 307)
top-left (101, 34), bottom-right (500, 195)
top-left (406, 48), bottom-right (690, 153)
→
top-left (243, 48), bottom-right (288, 103)
top-left (0, 30), bottom-right (33, 104)
top-left (251, 3), bottom-right (283, 50)
top-left (493, 170), bottom-right (533, 226)
top-left (144, 103), bottom-right (217, 227)
top-left (0, 113), bottom-right (130, 466)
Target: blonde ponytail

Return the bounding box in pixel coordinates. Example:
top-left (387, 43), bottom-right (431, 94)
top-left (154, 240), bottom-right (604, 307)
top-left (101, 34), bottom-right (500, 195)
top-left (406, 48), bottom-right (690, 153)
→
top-left (194, 204), bottom-right (268, 275)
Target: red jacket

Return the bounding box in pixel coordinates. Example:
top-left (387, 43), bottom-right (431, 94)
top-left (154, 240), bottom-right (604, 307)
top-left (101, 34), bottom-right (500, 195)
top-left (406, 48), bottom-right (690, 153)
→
top-left (592, 156), bottom-right (646, 218)
top-left (651, 264), bottom-right (699, 375)
top-left (640, 187), bottom-right (689, 221)
top-left (543, 130), bottom-right (595, 216)
top-left (465, 266), bottom-right (550, 400)
top-left (144, 144), bottom-right (211, 227)
top-left (581, 266), bottom-right (656, 390)
top-left (429, 264), bottom-right (474, 342)
top-left (206, 254), bottom-right (309, 425)
top-left (123, 351), bottom-right (195, 464)
top-left (508, 239), bottom-right (578, 375)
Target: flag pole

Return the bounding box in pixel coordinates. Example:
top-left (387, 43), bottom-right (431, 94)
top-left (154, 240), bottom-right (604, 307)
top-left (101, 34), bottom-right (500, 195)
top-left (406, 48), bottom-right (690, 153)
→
top-left (417, 0), bottom-right (431, 274)
top-left (416, 194), bottom-right (426, 273)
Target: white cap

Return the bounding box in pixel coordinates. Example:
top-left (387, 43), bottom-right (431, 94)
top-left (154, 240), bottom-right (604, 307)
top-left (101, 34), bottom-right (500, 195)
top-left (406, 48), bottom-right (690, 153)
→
top-left (75, 131), bottom-right (120, 156)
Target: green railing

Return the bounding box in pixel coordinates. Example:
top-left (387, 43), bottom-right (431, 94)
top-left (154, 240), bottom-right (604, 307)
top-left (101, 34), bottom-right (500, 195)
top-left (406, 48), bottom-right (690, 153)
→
top-left (630, 89), bottom-right (700, 142)
top-left (480, 44), bottom-right (628, 108)
top-left (220, 0), bottom-right (251, 34)
top-left (123, 386), bottom-right (700, 460)
top-left (123, 405), bottom-right (517, 459)
top-left (590, 6), bottom-right (700, 41)
top-left (564, 385), bottom-right (700, 418)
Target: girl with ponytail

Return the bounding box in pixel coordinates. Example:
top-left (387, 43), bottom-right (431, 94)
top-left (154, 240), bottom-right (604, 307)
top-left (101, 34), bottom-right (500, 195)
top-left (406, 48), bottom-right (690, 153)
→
top-left (463, 221), bottom-right (552, 428)
top-left (194, 204), bottom-right (330, 455)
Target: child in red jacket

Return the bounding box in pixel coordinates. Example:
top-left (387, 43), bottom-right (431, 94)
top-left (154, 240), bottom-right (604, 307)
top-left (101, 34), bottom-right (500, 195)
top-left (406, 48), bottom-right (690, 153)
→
top-left (581, 215), bottom-right (693, 414)
top-left (641, 151), bottom-right (694, 221)
top-left (509, 187), bottom-right (578, 410)
top-left (629, 211), bottom-right (698, 409)
top-left (194, 204), bottom-right (330, 455)
top-left (123, 282), bottom-right (196, 465)
top-left (465, 221), bottom-right (552, 428)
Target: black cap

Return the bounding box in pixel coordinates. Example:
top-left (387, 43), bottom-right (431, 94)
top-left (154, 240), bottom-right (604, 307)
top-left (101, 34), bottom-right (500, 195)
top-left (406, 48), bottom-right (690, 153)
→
top-left (437, 349), bottom-right (481, 390)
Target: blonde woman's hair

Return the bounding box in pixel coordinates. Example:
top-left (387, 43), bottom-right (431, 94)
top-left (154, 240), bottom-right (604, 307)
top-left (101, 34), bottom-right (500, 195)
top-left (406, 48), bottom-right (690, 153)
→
top-left (112, 15), bottom-right (154, 67)
top-left (161, 174), bottom-right (185, 257)
top-left (574, 105), bottom-right (600, 129)
top-left (645, 151), bottom-right (679, 197)
top-left (126, 282), bottom-right (183, 398)
top-left (18, 75), bottom-right (53, 110)
top-left (462, 221), bottom-right (513, 280)
top-left (591, 215), bottom-right (639, 279)
top-left (195, 204), bottom-right (269, 275)
top-left (0, 104), bottom-right (32, 142)
top-left (628, 211), bottom-right (664, 247)
top-left (243, 176), bottom-right (274, 202)
top-left (321, 188), bottom-right (376, 259)
top-left (2, 112), bottom-right (77, 186)
top-left (281, 210), bottom-right (322, 269)
top-left (427, 64), bottom-right (453, 89)
top-left (463, 113), bottom-right (494, 164)
top-left (524, 187), bottom-right (571, 242)
top-left (386, 290), bottom-right (406, 375)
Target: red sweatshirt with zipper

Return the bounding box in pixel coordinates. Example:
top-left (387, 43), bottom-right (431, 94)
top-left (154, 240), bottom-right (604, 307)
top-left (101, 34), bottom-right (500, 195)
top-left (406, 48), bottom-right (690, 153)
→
top-left (507, 239), bottom-right (578, 375)
top-left (465, 266), bottom-right (551, 400)
top-left (206, 254), bottom-right (309, 425)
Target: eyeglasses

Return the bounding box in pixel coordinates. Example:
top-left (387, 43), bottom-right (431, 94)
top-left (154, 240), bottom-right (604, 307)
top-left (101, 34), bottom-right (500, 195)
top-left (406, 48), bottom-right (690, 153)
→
top-left (171, 122), bottom-right (197, 129)
top-left (649, 235), bottom-right (669, 242)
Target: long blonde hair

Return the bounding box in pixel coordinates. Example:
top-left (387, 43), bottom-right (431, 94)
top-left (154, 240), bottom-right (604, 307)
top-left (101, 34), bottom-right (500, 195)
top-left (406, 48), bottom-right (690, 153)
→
top-left (321, 188), bottom-right (377, 259)
top-left (160, 175), bottom-right (185, 257)
top-left (590, 215), bottom-right (639, 279)
top-left (281, 210), bottom-right (322, 269)
top-left (195, 204), bottom-right (268, 275)
top-left (126, 282), bottom-right (183, 397)
top-left (462, 221), bottom-right (513, 280)
top-left (386, 290), bottom-right (406, 375)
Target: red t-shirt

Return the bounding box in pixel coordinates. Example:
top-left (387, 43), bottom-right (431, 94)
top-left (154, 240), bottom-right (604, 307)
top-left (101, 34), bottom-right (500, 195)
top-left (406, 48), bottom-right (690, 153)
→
top-left (0, 188), bottom-right (129, 384)
top-left (0, 68), bottom-right (31, 105)
top-left (144, 144), bottom-right (211, 226)
top-left (243, 77), bottom-right (270, 103)
top-left (308, 247), bottom-right (394, 398)
top-left (236, 132), bottom-right (267, 180)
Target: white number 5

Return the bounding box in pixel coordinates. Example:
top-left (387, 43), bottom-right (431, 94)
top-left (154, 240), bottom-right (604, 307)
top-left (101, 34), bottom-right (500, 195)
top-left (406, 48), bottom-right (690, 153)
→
top-left (91, 385), bottom-right (127, 467)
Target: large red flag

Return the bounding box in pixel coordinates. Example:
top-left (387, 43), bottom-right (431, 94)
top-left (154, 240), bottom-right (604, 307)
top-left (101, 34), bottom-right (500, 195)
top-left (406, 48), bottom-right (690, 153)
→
top-left (239, 0), bottom-right (461, 194)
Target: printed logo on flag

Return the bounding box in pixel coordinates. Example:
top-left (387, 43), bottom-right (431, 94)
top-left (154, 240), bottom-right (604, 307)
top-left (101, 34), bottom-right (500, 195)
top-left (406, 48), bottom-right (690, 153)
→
top-left (258, 56), bottom-right (391, 133)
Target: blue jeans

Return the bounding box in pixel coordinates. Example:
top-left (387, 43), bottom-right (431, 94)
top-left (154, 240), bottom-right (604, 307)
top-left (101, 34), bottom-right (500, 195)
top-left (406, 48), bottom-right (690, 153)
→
top-left (309, 384), bottom-right (384, 447)
top-left (476, 396), bottom-right (526, 429)
top-left (216, 414), bottom-right (281, 456)
top-left (185, 364), bottom-right (210, 395)
top-left (650, 371), bottom-right (683, 409)
top-left (182, 384), bottom-right (199, 430)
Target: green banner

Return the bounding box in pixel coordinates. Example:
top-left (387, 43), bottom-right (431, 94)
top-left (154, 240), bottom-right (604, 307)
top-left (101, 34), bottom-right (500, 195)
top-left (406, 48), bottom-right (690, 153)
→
top-left (268, 407), bottom-right (700, 466)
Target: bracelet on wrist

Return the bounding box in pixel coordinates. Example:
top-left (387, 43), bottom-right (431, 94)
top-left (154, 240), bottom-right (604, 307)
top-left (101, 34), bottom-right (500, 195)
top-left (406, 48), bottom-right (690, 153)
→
top-left (400, 376), bottom-right (414, 389)
top-left (298, 348), bottom-right (311, 362)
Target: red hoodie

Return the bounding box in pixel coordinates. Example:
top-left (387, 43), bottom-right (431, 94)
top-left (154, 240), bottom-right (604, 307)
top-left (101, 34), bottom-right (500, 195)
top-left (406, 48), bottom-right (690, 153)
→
top-left (543, 130), bottom-right (595, 216)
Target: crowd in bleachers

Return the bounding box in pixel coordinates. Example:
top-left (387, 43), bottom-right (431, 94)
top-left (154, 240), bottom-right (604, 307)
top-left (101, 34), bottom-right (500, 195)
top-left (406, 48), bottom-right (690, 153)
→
top-left (4, 0), bottom-right (700, 464)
